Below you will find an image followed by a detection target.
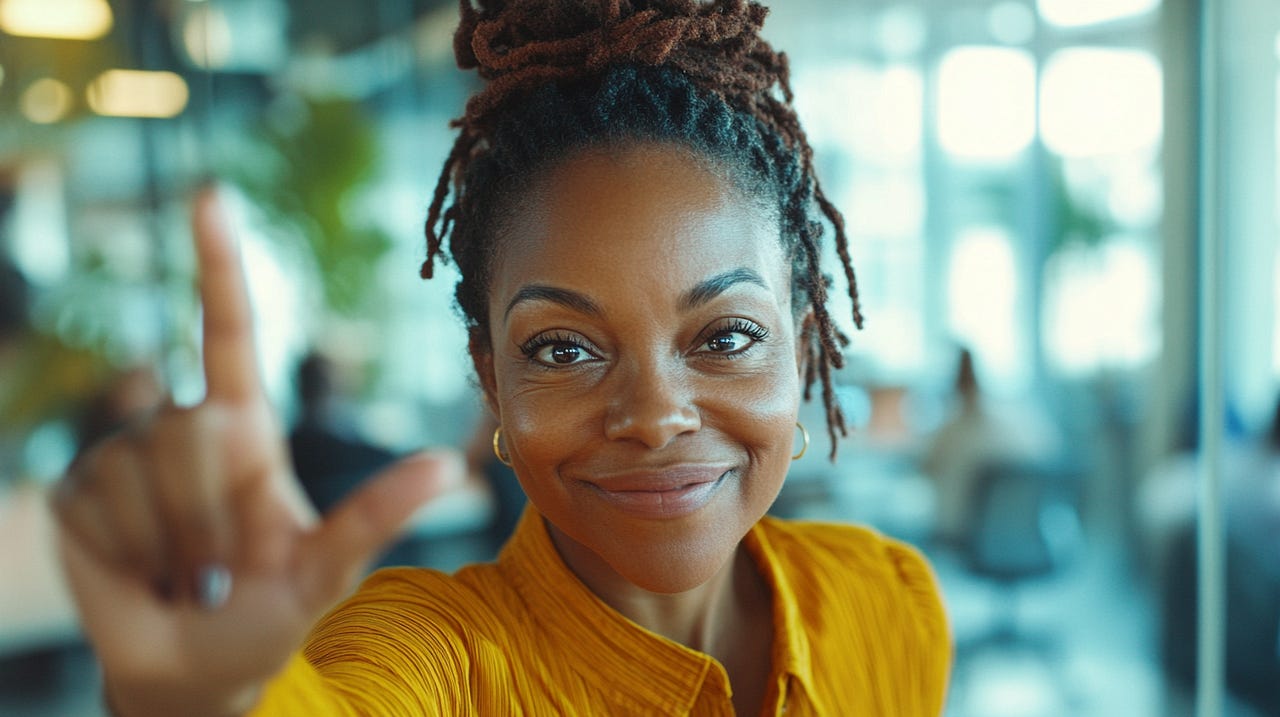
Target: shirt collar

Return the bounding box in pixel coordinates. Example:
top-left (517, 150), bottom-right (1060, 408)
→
top-left (497, 506), bottom-right (720, 714)
top-left (744, 517), bottom-right (819, 704)
top-left (497, 506), bottom-right (817, 711)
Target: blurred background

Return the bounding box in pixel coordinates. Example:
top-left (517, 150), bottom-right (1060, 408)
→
top-left (0, 0), bottom-right (1276, 715)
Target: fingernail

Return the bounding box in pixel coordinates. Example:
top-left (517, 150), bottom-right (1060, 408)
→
top-left (196, 564), bottom-right (232, 610)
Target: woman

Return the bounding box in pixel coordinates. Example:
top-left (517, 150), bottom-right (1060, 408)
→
top-left (53, 1), bottom-right (951, 715)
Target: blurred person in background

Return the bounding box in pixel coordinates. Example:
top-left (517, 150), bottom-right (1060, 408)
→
top-left (50, 2), bottom-right (951, 715)
top-left (288, 350), bottom-right (398, 515)
top-left (920, 346), bottom-right (1060, 548)
top-left (288, 350), bottom-right (422, 566)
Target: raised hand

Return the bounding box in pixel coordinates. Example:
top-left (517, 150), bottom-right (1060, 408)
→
top-left (52, 187), bottom-right (460, 717)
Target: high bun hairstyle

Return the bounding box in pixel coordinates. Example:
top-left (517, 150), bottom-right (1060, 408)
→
top-left (422, 0), bottom-right (863, 458)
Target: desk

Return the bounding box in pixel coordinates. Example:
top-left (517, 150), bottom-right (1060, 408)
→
top-left (0, 484), bottom-right (79, 657)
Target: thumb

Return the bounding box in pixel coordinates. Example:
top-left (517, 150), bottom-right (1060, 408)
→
top-left (298, 450), bottom-right (464, 610)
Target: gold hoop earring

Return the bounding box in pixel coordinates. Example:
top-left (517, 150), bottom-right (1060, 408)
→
top-left (792, 422), bottom-right (809, 461)
top-left (492, 426), bottom-right (512, 467)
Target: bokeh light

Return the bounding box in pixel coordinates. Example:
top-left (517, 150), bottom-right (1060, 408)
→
top-left (19, 78), bottom-right (73, 124)
top-left (0, 0), bottom-right (112, 40)
top-left (936, 46), bottom-right (1036, 161)
top-left (1040, 48), bottom-right (1162, 157)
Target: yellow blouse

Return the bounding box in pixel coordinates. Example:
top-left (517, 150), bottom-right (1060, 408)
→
top-left (251, 508), bottom-right (951, 716)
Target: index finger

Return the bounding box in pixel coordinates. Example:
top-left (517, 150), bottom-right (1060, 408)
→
top-left (193, 187), bottom-right (261, 403)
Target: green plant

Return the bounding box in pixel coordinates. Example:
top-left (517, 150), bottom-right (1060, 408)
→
top-left (227, 97), bottom-right (393, 317)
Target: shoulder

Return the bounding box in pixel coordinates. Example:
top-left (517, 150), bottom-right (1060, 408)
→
top-left (757, 516), bottom-right (950, 652)
top-left (304, 563), bottom-right (521, 667)
top-left (758, 516), bottom-right (936, 586)
top-left (272, 565), bottom-right (527, 713)
top-left (757, 518), bottom-right (952, 711)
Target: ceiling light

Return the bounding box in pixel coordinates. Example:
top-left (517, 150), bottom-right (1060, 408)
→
top-left (87, 69), bottom-right (189, 118)
top-left (0, 0), bottom-right (113, 40)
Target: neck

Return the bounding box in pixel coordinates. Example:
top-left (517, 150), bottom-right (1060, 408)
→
top-left (545, 522), bottom-right (764, 654)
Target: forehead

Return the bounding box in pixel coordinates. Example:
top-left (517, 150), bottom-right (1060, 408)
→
top-left (491, 144), bottom-right (787, 306)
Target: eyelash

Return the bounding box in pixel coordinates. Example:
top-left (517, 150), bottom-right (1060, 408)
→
top-left (518, 331), bottom-right (590, 357)
top-left (517, 319), bottom-right (770, 367)
top-left (698, 319), bottom-right (770, 358)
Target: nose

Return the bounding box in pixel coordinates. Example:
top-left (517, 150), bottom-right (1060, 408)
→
top-left (604, 355), bottom-right (701, 450)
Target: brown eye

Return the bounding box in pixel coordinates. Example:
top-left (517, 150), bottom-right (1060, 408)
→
top-left (550, 345), bottom-right (581, 363)
top-left (706, 333), bottom-right (743, 352)
top-left (700, 330), bottom-right (760, 354)
top-left (531, 341), bottom-right (597, 366)
top-left (696, 320), bottom-right (769, 357)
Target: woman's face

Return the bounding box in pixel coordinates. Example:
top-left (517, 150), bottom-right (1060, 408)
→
top-left (479, 143), bottom-right (801, 593)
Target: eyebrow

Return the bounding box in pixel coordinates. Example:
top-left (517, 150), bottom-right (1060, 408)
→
top-left (504, 285), bottom-right (603, 321)
top-left (502, 267), bottom-right (769, 322)
top-left (679, 268), bottom-right (769, 309)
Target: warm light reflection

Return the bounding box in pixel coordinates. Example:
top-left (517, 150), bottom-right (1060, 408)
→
top-left (1037, 0), bottom-right (1160, 28)
top-left (0, 0), bottom-right (113, 40)
top-left (20, 78), bottom-right (73, 124)
top-left (86, 70), bottom-right (189, 118)
top-left (936, 46), bottom-right (1036, 161)
top-left (1040, 48), bottom-right (1162, 157)
top-left (182, 4), bottom-right (233, 69)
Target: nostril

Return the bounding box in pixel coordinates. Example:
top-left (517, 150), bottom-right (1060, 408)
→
top-left (604, 405), bottom-right (701, 449)
top-left (602, 361), bottom-right (701, 447)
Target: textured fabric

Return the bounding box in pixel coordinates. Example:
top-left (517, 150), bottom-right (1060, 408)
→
top-left (251, 507), bottom-right (951, 716)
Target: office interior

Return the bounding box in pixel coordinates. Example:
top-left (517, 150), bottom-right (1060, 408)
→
top-left (0, 0), bottom-right (1277, 715)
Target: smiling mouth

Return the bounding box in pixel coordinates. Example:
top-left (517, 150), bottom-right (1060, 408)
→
top-left (586, 469), bottom-right (732, 519)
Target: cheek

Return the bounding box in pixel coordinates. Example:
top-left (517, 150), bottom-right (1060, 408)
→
top-left (492, 369), bottom-right (595, 479)
top-left (733, 354), bottom-right (803, 466)
top-left (716, 351), bottom-right (801, 426)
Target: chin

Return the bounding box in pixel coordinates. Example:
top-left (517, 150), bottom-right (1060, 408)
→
top-left (594, 512), bottom-right (750, 594)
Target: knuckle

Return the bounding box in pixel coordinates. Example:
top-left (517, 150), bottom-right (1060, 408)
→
top-left (177, 503), bottom-right (217, 540)
top-left (165, 498), bottom-right (225, 562)
top-left (118, 534), bottom-right (166, 577)
top-left (140, 410), bottom-right (190, 451)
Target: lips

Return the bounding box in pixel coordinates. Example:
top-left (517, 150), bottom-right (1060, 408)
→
top-left (578, 465), bottom-right (733, 519)
top-left (590, 465), bottom-right (729, 492)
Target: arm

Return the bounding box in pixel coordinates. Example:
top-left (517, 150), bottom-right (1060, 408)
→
top-left (54, 187), bottom-right (460, 717)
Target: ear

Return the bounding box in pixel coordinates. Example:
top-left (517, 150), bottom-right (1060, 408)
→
top-left (469, 329), bottom-right (500, 419)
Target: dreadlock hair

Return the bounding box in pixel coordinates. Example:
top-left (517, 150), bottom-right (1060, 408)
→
top-left (421, 0), bottom-right (864, 458)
